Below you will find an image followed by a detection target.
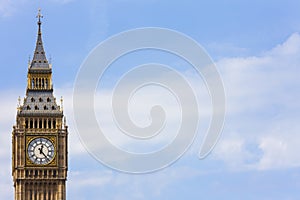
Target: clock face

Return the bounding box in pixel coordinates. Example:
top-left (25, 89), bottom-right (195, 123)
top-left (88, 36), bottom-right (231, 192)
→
top-left (27, 137), bottom-right (55, 165)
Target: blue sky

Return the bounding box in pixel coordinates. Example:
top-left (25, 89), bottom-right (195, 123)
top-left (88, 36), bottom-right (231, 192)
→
top-left (1, 0), bottom-right (300, 199)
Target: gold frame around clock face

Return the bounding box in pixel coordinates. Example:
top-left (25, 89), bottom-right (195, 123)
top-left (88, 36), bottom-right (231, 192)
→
top-left (26, 135), bottom-right (57, 166)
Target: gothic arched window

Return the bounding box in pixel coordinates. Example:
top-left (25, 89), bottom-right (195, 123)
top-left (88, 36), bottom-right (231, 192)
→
top-left (42, 78), bottom-right (44, 88)
top-left (39, 120), bottom-right (42, 128)
top-left (25, 119), bottom-right (28, 129)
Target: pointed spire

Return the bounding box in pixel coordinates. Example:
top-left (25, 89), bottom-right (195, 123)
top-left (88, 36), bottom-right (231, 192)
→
top-left (30, 8), bottom-right (50, 69)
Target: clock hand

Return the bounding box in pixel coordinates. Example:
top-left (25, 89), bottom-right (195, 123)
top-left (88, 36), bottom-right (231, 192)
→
top-left (39, 145), bottom-right (44, 154)
top-left (41, 151), bottom-right (50, 162)
top-left (39, 145), bottom-right (47, 158)
top-left (41, 151), bottom-right (46, 157)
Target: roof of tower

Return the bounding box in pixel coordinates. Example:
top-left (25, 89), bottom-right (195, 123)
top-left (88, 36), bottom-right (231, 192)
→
top-left (29, 9), bottom-right (50, 70)
top-left (19, 91), bottom-right (63, 117)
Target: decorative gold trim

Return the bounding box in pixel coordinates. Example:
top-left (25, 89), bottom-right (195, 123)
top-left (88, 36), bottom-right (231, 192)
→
top-left (26, 135), bottom-right (57, 167)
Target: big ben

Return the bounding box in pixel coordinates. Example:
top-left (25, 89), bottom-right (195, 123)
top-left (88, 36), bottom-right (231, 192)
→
top-left (12, 10), bottom-right (68, 200)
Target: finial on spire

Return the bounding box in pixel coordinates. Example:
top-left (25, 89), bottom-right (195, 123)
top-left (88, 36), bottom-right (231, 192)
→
top-left (18, 96), bottom-right (21, 106)
top-left (60, 96), bottom-right (64, 111)
top-left (63, 116), bottom-right (67, 127)
top-left (37, 8), bottom-right (43, 22)
top-left (17, 96), bottom-right (21, 112)
top-left (36, 8), bottom-right (43, 34)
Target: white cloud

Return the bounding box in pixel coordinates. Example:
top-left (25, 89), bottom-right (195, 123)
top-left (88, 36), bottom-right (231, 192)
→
top-left (257, 119), bottom-right (300, 170)
top-left (212, 33), bottom-right (300, 170)
top-left (213, 135), bottom-right (247, 169)
top-left (266, 33), bottom-right (300, 57)
top-left (68, 66), bottom-right (212, 172)
top-left (60, 33), bottom-right (300, 172)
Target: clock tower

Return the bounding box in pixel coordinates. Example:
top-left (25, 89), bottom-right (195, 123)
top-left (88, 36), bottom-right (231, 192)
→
top-left (12, 10), bottom-right (68, 200)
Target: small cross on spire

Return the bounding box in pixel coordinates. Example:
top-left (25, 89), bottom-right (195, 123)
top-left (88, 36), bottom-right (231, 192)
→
top-left (36, 8), bottom-right (43, 35)
top-left (37, 8), bottom-right (43, 22)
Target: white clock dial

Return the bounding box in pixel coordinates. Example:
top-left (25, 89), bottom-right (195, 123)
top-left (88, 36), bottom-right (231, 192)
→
top-left (27, 137), bottom-right (55, 165)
